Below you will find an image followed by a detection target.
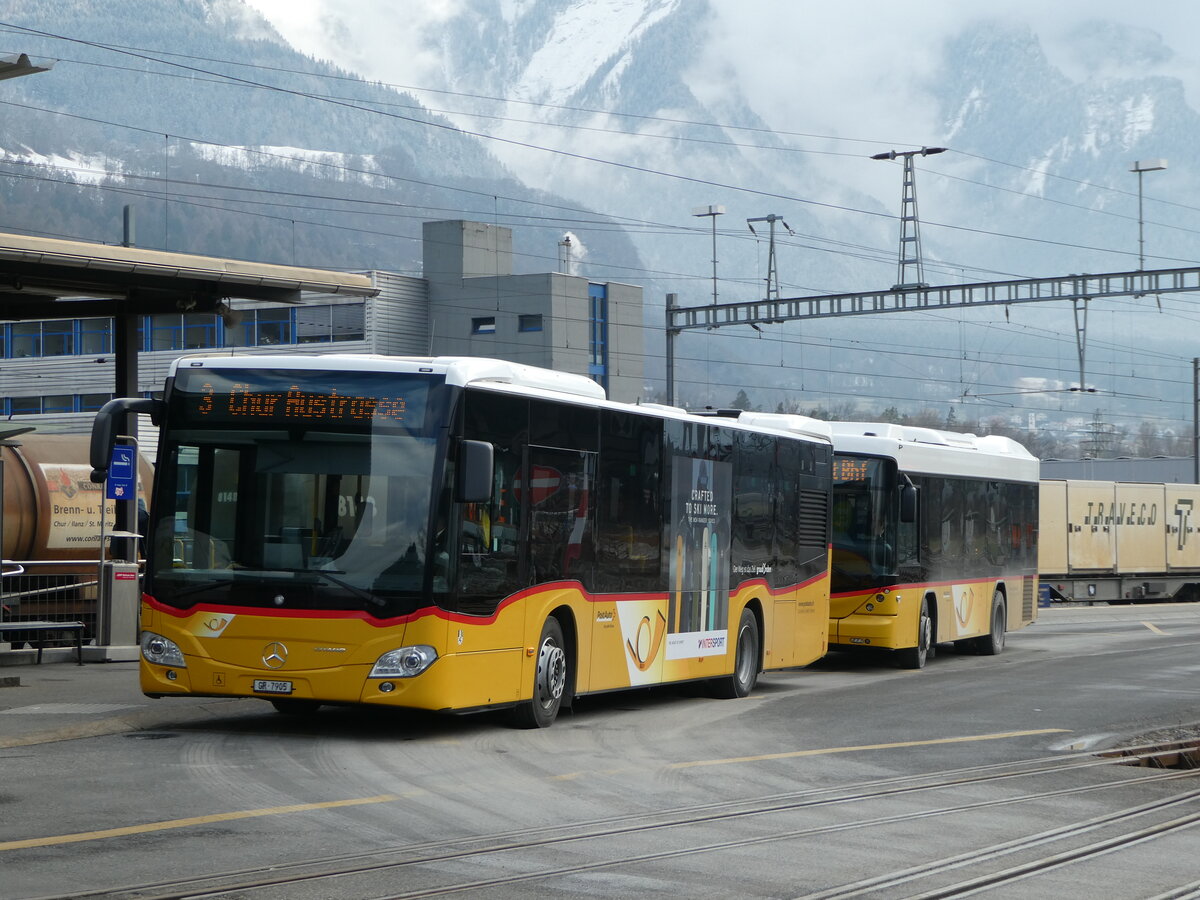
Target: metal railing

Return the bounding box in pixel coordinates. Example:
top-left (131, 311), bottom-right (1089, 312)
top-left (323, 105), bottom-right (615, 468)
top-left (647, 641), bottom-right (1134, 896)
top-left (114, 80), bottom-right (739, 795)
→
top-left (0, 559), bottom-right (102, 649)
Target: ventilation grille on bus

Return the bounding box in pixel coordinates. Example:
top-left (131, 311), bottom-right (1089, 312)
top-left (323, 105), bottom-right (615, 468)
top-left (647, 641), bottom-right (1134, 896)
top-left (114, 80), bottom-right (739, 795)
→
top-left (798, 489), bottom-right (830, 547)
top-left (1022, 578), bottom-right (1035, 620)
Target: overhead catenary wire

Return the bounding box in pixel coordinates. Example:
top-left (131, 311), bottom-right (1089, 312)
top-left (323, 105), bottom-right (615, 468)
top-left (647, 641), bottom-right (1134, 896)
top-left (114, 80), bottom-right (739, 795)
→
top-left (0, 143), bottom-right (1074, 293)
top-left (1, 164), bottom-right (1192, 382)
top-left (1, 23), bottom-right (1194, 264)
top-left (2, 127), bottom-right (1193, 296)
top-left (6, 27), bottom-right (1194, 228)
top-left (0, 31), bottom-right (1192, 311)
top-left (8, 257), bottom-right (1189, 431)
top-left (0, 22), bottom-right (1195, 444)
top-left (4, 181), bottom-right (1195, 434)
top-left (4, 28), bottom-right (1197, 221)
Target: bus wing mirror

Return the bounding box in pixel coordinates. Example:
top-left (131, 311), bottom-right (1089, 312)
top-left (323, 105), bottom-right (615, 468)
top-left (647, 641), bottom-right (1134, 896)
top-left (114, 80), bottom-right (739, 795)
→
top-left (456, 439), bottom-right (494, 503)
top-left (90, 397), bottom-right (164, 483)
top-left (899, 482), bottom-right (918, 523)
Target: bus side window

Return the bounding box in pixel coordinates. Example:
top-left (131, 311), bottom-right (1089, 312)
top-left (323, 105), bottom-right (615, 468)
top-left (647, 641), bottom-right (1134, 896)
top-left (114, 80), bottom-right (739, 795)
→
top-left (595, 410), bottom-right (662, 593)
top-left (733, 430), bottom-right (775, 572)
top-left (774, 439), bottom-right (801, 584)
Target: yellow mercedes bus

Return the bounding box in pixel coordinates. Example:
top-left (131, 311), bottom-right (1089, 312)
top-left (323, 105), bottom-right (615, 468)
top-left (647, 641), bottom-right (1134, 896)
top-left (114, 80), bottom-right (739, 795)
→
top-left (827, 423), bottom-right (1039, 669)
top-left (91, 356), bottom-right (834, 726)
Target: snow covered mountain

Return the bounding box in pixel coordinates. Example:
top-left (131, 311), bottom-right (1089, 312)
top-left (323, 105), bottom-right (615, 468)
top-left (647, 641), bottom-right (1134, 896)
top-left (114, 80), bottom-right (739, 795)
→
top-left (0, 0), bottom-right (641, 272)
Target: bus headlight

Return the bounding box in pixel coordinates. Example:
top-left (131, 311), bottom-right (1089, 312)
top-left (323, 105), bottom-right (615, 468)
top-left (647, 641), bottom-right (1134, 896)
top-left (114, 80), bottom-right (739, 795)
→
top-left (141, 631), bottom-right (187, 668)
top-left (370, 645), bottom-right (437, 678)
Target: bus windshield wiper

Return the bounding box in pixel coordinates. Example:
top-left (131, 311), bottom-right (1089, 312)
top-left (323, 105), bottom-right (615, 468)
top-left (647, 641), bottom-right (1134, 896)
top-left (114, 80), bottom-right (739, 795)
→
top-left (164, 575), bottom-right (234, 603)
top-left (300, 567), bottom-right (386, 608)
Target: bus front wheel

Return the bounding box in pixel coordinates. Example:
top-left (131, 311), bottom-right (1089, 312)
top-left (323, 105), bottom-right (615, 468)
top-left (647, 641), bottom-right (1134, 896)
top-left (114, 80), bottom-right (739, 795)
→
top-left (510, 617), bottom-right (568, 728)
top-left (896, 597), bottom-right (932, 669)
top-left (712, 607), bottom-right (760, 699)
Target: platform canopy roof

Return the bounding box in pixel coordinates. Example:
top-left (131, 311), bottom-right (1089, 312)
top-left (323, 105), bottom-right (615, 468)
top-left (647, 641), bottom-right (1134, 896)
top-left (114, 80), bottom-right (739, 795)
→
top-left (0, 231), bottom-right (377, 320)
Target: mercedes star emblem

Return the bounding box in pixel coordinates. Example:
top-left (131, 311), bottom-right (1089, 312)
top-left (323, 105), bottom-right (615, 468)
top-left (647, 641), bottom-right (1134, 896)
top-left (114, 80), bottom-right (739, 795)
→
top-left (262, 642), bottom-right (288, 669)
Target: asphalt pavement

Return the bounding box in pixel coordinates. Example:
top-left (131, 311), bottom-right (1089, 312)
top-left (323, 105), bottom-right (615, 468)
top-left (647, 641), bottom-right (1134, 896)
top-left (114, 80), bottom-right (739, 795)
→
top-left (3, 603), bottom-right (1198, 751)
top-left (0, 658), bottom-right (256, 749)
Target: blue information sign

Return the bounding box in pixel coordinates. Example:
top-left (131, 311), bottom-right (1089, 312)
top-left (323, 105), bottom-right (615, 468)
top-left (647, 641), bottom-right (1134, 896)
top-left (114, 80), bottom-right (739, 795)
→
top-left (105, 444), bottom-right (137, 501)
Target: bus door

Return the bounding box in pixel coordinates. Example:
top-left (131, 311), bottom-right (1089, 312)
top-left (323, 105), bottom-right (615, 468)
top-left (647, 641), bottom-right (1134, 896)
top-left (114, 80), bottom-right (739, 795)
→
top-left (524, 447), bottom-right (595, 586)
top-left (592, 410), bottom-right (666, 693)
top-left (771, 438), bottom-right (802, 665)
top-left (523, 445), bottom-right (597, 672)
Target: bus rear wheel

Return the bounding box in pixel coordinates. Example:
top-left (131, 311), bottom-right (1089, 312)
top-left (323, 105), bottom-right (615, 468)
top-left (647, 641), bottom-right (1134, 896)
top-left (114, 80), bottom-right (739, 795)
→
top-left (510, 617), bottom-right (568, 728)
top-left (974, 591), bottom-right (1006, 655)
top-left (712, 607), bottom-right (760, 699)
top-left (896, 597), bottom-right (932, 669)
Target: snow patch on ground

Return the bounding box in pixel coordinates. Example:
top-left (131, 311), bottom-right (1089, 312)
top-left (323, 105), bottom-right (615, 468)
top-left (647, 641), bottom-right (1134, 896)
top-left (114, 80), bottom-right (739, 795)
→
top-left (9, 149), bottom-right (116, 185)
top-left (190, 143), bottom-right (380, 181)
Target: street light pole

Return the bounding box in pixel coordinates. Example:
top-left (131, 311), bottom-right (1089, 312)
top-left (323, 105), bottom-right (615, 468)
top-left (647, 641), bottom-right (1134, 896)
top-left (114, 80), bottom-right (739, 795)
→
top-left (692, 204), bottom-right (725, 305)
top-left (1193, 357), bottom-right (1198, 484)
top-left (1131, 159), bottom-right (1167, 270)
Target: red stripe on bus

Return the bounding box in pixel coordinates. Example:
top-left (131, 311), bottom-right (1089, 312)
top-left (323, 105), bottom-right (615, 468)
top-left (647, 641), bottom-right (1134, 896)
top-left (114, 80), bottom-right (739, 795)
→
top-left (829, 574), bottom-right (1032, 600)
top-left (145, 569), bottom-right (833, 629)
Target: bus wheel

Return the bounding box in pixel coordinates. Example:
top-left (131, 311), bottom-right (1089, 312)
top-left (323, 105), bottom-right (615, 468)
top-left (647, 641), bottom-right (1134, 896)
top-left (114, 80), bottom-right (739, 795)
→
top-left (896, 597), bottom-right (932, 669)
top-left (270, 698), bottom-right (321, 716)
top-left (510, 617), bottom-right (567, 728)
top-left (974, 591), bottom-right (1006, 655)
top-left (712, 607), bottom-right (760, 699)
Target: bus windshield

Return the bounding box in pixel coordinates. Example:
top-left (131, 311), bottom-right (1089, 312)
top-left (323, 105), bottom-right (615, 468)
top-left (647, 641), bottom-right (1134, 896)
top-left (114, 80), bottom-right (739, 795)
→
top-left (148, 368), bottom-right (449, 617)
top-left (831, 454), bottom-right (897, 587)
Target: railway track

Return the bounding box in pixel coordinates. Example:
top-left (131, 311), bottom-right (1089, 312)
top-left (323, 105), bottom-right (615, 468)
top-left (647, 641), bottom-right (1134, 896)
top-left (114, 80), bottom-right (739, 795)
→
top-left (27, 743), bottom-right (1200, 900)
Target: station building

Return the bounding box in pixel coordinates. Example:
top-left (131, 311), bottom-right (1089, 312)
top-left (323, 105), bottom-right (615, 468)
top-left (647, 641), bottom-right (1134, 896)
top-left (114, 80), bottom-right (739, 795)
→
top-left (0, 219), bottom-right (645, 435)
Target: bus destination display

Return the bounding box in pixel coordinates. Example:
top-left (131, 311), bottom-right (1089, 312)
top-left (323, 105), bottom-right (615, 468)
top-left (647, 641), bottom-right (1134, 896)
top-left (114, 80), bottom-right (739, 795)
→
top-left (195, 383), bottom-right (407, 423)
top-left (832, 456), bottom-right (874, 484)
top-left (169, 368), bottom-right (437, 431)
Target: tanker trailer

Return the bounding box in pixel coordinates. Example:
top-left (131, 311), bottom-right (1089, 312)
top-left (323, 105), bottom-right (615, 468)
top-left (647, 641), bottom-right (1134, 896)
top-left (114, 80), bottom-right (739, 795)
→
top-left (2, 430), bottom-right (151, 561)
top-left (1, 429), bottom-right (151, 631)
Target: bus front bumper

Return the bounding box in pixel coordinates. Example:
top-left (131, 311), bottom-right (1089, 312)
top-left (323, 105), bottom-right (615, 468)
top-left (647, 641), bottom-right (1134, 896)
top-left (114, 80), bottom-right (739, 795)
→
top-left (140, 646), bottom-right (525, 713)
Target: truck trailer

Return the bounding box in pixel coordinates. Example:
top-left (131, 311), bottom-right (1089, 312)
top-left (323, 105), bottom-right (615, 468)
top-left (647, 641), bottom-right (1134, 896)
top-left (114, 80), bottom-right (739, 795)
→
top-left (1039, 479), bottom-right (1200, 603)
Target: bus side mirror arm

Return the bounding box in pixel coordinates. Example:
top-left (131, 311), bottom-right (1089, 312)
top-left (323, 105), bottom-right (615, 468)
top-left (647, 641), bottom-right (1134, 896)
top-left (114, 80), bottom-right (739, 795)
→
top-left (899, 480), bottom-right (918, 524)
top-left (455, 439), bottom-right (494, 503)
top-left (90, 397), bottom-right (164, 483)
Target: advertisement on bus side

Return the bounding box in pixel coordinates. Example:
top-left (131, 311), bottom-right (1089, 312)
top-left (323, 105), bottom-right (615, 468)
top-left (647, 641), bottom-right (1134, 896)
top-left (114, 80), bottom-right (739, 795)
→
top-left (665, 456), bottom-right (732, 660)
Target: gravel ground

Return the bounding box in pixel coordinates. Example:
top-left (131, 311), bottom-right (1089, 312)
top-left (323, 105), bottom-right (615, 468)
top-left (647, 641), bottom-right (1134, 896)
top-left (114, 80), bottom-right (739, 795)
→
top-left (1110, 721), bottom-right (1200, 751)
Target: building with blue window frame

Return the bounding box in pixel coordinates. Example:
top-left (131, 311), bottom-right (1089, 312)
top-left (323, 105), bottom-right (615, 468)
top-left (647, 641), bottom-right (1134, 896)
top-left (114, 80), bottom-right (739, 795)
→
top-left (423, 220), bottom-right (642, 402)
top-left (0, 220), bottom-right (644, 435)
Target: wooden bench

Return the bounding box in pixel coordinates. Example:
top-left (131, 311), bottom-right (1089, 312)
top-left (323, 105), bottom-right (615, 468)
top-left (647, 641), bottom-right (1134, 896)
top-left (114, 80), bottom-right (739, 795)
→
top-left (0, 621), bottom-right (85, 665)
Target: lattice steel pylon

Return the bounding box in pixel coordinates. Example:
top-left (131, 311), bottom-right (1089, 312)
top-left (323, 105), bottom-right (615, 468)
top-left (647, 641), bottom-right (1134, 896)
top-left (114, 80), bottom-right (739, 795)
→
top-left (747, 214), bottom-right (793, 301)
top-left (872, 146), bottom-right (946, 290)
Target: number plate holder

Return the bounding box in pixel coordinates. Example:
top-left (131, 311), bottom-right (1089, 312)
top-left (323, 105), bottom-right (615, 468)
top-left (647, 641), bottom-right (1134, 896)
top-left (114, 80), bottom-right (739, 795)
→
top-left (252, 679), bottom-right (293, 695)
